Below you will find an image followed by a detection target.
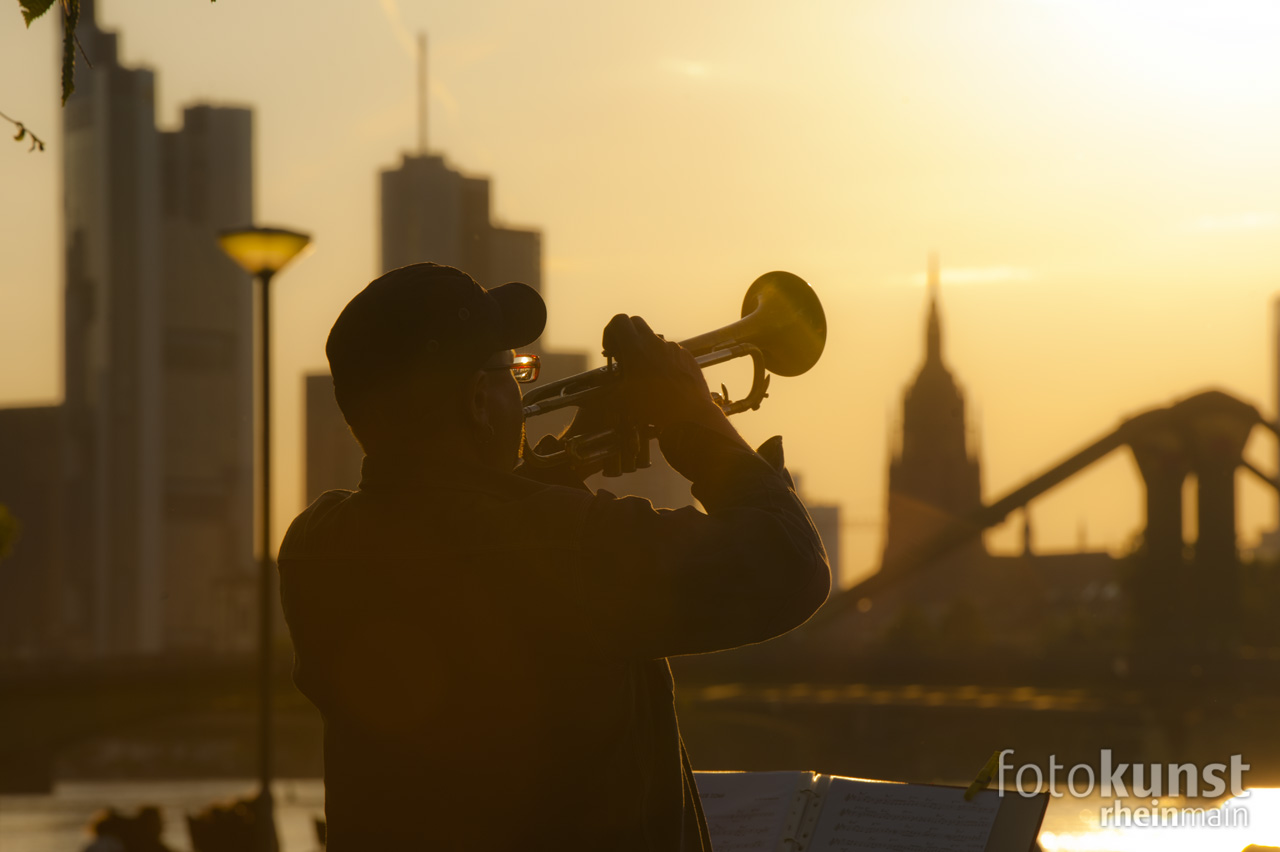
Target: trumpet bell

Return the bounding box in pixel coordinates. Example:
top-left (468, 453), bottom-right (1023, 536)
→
top-left (738, 271), bottom-right (826, 377)
top-left (520, 269), bottom-right (827, 472)
top-left (679, 270), bottom-right (827, 377)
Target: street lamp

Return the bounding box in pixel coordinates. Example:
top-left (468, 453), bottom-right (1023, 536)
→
top-left (218, 225), bottom-right (312, 851)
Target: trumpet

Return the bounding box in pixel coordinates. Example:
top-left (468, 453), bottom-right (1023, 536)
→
top-left (522, 270), bottom-right (827, 475)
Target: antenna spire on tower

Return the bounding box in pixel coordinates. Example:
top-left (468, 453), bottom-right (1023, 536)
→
top-left (417, 32), bottom-right (428, 155)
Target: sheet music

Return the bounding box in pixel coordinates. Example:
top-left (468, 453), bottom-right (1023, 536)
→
top-left (807, 777), bottom-right (1001, 852)
top-left (694, 771), bottom-right (815, 852)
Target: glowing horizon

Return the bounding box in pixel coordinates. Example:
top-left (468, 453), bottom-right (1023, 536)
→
top-left (2, 0), bottom-right (1279, 587)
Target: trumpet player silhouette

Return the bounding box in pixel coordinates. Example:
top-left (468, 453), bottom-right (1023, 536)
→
top-left (278, 263), bottom-right (830, 851)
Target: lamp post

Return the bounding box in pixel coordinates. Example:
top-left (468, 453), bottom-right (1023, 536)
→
top-left (217, 225), bottom-right (312, 851)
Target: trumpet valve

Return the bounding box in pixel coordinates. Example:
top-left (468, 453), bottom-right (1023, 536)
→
top-left (712, 383), bottom-right (732, 413)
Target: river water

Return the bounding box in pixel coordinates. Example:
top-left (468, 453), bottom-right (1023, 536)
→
top-left (2, 779), bottom-right (1278, 850)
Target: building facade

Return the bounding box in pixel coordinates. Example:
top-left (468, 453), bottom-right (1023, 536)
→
top-left (0, 407), bottom-right (68, 657)
top-left (62, 13), bottom-right (164, 654)
top-left (305, 372), bottom-right (363, 502)
top-left (881, 256), bottom-right (984, 570)
top-left (157, 106), bottom-right (257, 653)
top-left (45, 3), bottom-right (257, 657)
top-left (305, 133), bottom-right (694, 509)
top-left (379, 153), bottom-right (544, 304)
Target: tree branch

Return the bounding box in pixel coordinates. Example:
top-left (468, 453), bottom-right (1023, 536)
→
top-left (0, 109), bottom-right (46, 152)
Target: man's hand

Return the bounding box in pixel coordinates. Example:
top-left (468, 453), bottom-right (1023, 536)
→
top-left (600, 315), bottom-right (752, 451)
top-left (602, 314), bottom-right (714, 429)
top-left (514, 434), bottom-right (594, 489)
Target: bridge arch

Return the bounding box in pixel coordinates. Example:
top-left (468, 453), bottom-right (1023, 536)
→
top-left (824, 388), bottom-right (1274, 624)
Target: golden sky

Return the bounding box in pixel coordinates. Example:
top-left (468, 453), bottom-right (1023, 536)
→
top-left (3, 0), bottom-right (1279, 586)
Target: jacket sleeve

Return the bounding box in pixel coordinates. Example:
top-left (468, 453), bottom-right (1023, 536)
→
top-left (574, 422), bottom-right (831, 659)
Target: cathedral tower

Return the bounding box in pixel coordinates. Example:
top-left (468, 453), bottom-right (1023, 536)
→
top-left (881, 255), bottom-right (985, 570)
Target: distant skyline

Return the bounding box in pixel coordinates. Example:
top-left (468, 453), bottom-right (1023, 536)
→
top-left (4, 0), bottom-right (1280, 585)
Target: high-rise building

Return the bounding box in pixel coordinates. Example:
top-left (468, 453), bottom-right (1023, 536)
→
top-left (789, 473), bottom-right (842, 590)
top-left (881, 255), bottom-right (984, 570)
top-left (371, 144), bottom-right (695, 505)
top-left (63, 8), bottom-right (164, 654)
top-left (379, 155), bottom-right (544, 302)
top-left (304, 35), bottom-right (693, 512)
top-left (305, 372), bottom-right (363, 502)
top-left (314, 124), bottom-right (572, 501)
top-left (156, 106), bottom-right (257, 653)
top-left (377, 35), bottom-right (540, 293)
top-left (0, 407), bottom-right (69, 657)
top-left (488, 225), bottom-right (543, 332)
top-left (809, 503), bottom-right (842, 590)
top-left (55, 3), bottom-right (256, 656)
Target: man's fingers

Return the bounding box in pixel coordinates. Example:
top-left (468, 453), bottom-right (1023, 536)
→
top-left (629, 315), bottom-right (657, 339)
top-left (596, 313), bottom-right (716, 429)
top-left (603, 314), bottom-right (670, 361)
top-left (633, 317), bottom-right (676, 362)
top-left (603, 313), bottom-right (643, 358)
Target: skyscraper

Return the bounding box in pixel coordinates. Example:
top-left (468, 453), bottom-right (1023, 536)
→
top-left (790, 474), bottom-right (842, 590)
top-left (378, 35), bottom-right (541, 295)
top-left (881, 255), bottom-right (984, 570)
top-left (63, 7), bottom-right (164, 654)
top-left (379, 156), bottom-right (544, 302)
top-left (310, 43), bottom-right (571, 502)
top-left (57, 4), bottom-right (256, 655)
top-left (341, 77), bottom-right (549, 482)
top-left (0, 406), bottom-right (68, 656)
top-left (156, 106), bottom-right (256, 653)
top-left (303, 34), bottom-right (692, 511)
top-left (305, 372), bottom-right (363, 502)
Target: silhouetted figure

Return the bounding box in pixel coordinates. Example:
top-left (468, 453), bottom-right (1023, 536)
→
top-left (83, 809), bottom-right (127, 852)
top-left (83, 806), bottom-right (174, 852)
top-left (186, 796), bottom-right (262, 852)
top-left (126, 806), bottom-right (168, 852)
top-left (278, 263), bottom-right (829, 850)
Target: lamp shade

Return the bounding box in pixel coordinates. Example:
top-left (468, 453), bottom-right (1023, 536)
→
top-left (217, 226), bottom-right (313, 277)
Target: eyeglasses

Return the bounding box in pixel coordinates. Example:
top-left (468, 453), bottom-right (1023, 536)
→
top-left (484, 353), bottom-right (540, 384)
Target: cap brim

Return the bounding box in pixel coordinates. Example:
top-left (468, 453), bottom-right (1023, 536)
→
top-left (488, 282), bottom-right (546, 350)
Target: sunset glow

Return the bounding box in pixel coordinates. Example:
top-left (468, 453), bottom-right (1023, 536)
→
top-left (4, 3), bottom-right (1280, 849)
top-left (3, 0), bottom-right (1278, 582)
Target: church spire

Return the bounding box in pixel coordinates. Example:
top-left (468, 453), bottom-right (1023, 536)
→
top-left (925, 252), bottom-right (942, 365)
top-left (882, 249), bottom-right (986, 570)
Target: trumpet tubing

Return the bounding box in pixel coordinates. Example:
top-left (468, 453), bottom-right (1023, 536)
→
top-left (521, 270), bottom-right (826, 472)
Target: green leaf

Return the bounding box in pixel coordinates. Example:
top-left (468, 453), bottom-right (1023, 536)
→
top-left (19, 0), bottom-right (56, 27)
top-left (60, 0), bottom-right (79, 105)
top-left (13, 125), bottom-right (25, 142)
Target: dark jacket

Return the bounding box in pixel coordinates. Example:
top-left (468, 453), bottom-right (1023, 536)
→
top-left (277, 423), bottom-right (830, 851)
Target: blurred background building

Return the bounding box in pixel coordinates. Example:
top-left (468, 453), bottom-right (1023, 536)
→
top-left (0, 406), bottom-right (67, 656)
top-left (304, 47), bottom-right (709, 515)
top-left (881, 254), bottom-right (984, 571)
top-left (0, 2), bottom-right (256, 659)
top-left (0, 15), bottom-right (846, 662)
top-left (834, 257), bottom-right (1125, 658)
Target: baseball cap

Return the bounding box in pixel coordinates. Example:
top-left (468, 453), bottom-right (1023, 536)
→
top-left (326, 263), bottom-right (546, 415)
